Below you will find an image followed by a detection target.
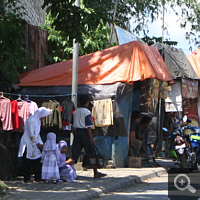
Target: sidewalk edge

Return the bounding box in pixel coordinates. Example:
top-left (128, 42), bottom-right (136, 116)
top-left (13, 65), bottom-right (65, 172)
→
top-left (75, 168), bottom-right (167, 200)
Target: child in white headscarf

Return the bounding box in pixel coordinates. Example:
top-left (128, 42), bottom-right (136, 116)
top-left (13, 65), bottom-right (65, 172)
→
top-left (58, 140), bottom-right (77, 182)
top-left (18, 107), bottom-right (52, 183)
top-left (41, 132), bottom-right (60, 184)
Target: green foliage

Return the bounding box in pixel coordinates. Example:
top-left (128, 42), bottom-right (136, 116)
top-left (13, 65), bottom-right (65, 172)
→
top-left (42, 0), bottom-right (200, 63)
top-left (142, 36), bottom-right (178, 46)
top-left (0, 0), bottom-right (27, 91)
top-left (42, 11), bottom-right (114, 63)
top-left (42, 0), bottom-right (113, 44)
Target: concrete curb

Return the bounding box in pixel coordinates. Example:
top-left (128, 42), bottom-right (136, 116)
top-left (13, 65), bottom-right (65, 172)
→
top-left (75, 168), bottom-right (167, 200)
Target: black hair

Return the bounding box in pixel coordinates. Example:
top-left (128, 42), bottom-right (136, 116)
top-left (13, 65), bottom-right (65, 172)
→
top-left (140, 116), bottom-right (151, 125)
top-left (79, 94), bottom-right (90, 106)
top-left (131, 110), bottom-right (140, 120)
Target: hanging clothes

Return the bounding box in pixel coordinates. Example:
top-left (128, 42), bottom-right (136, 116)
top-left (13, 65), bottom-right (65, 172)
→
top-left (14, 101), bottom-right (30, 132)
top-left (10, 100), bottom-right (19, 130)
top-left (0, 98), bottom-right (13, 131)
top-left (92, 100), bottom-right (127, 137)
top-left (92, 98), bottom-right (113, 127)
top-left (61, 99), bottom-right (75, 124)
top-left (27, 101), bottom-right (38, 116)
top-left (41, 101), bottom-right (62, 130)
top-left (24, 95), bottom-right (38, 116)
top-left (61, 99), bottom-right (75, 131)
top-left (165, 80), bottom-right (182, 112)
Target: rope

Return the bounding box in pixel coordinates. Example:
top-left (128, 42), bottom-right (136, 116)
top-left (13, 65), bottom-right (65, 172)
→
top-left (3, 92), bottom-right (77, 98)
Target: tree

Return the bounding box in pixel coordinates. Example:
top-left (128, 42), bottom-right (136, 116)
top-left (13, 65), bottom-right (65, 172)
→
top-left (42, 13), bottom-right (116, 63)
top-left (42, 0), bottom-right (200, 64)
top-left (0, 0), bottom-right (28, 91)
top-left (142, 36), bottom-right (178, 46)
top-left (42, 0), bottom-right (113, 45)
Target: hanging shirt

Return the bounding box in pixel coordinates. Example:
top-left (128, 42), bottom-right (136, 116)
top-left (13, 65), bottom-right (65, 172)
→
top-left (10, 100), bottom-right (19, 130)
top-left (41, 101), bottom-right (62, 130)
top-left (0, 98), bottom-right (13, 131)
top-left (61, 99), bottom-right (75, 123)
top-left (28, 101), bottom-right (38, 116)
top-left (14, 101), bottom-right (30, 132)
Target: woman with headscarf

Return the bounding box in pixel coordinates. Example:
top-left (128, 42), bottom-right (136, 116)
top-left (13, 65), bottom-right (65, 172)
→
top-left (41, 132), bottom-right (60, 184)
top-left (18, 107), bottom-right (52, 183)
top-left (58, 140), bottom-right (77, 182)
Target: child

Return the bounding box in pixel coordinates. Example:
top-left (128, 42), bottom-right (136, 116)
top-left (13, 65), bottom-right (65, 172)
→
top-left (58, 140), bottom-right (77, 182)
top-left (41, 132), bottom-right (60, 184)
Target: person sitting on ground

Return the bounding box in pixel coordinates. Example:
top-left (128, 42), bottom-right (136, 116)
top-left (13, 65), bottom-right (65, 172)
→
top-left (58, 140), bottom-right (77, 182)
top-left (135, 115), bottom-right (152, 157)
top-left (41, 132), bottom-right (60, 184)
top-left (129, 110), bottom-right (142, 157)
top-left (71, 94), bottom-right (107, 178)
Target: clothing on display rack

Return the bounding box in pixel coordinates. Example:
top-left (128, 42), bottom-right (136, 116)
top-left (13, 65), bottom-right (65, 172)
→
top-left (41, 101), bottom-right (62, 130)
top-left (92, 98), bottom-right (113, 127)
top-left (0, 97), bottom-right (13, 131)
top-left (92, 100), bottom-right (127, 137)
top-left (24, 95), bottom-right (38, 116)
top-left (14, 100), bottom-right (30, 132)
top-left (10, 100), bottom-right (19, 130)
top-left (61, 99), bottom-right (75, 131)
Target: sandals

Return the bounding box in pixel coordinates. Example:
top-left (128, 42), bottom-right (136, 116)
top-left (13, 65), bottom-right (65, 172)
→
top-left (94, 172), bottom-right (107, 178)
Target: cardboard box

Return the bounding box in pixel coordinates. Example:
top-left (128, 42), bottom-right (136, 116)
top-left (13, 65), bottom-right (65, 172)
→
top-left (129, 156), bottom-right (141, 168)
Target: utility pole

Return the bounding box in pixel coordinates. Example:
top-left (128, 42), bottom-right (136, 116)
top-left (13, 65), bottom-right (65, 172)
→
top-left (109, 0), bottom-right (119, 47)
top-left (71, 0), bottom-right (80, 108)
top-left (161, 0), bottom-right (165, 57)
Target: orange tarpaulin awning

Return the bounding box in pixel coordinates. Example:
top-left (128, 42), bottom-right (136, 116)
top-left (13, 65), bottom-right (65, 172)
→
top-left (187, 48), bottom-right (200, 78)
top-left (18, 41), bottom-right (172, 86)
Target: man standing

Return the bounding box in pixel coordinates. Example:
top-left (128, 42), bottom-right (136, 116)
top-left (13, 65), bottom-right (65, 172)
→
top-left (72, 94), bottom-right (106, 178)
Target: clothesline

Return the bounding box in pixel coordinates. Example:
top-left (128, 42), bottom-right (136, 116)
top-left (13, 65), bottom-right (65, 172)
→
top-left (4, 92), bottom-right (77, 98)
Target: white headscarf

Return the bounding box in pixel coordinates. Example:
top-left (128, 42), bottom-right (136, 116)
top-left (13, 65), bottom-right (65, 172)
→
top-left (25, 107), bottom-right (52, 138)
top-left (43, 132), bottom-right (57, 151)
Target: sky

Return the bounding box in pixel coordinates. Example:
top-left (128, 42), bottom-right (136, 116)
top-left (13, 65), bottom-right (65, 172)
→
top-left (136, 4), bottom-right (198, 56)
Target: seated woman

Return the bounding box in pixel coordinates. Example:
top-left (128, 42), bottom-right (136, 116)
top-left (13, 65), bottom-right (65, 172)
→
top-left (58, 140), bottom-right (77, 182)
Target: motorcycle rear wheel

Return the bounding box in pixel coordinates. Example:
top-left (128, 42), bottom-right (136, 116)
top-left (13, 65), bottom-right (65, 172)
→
top-left (180, 153), bottom-right (189, 172)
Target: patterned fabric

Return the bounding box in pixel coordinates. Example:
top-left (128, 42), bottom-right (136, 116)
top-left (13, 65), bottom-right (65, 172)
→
top-left (41, 132), bottom-right (60, 180)
top-left (92, 98), bottom-right (113, 127)
top-left (41, 149), bottom-right (60, 180)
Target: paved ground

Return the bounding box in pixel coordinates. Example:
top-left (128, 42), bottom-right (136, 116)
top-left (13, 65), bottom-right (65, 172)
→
top-left (95, 173), bottom-right (168, 199)
top-left (2, 159), bottom-right (172, 200)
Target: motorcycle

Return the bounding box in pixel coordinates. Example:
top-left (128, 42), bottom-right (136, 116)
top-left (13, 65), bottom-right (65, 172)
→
top-left (163, 126), bottom-right (196, 171)
top-left (190, 126), bottom-right (200, 170)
